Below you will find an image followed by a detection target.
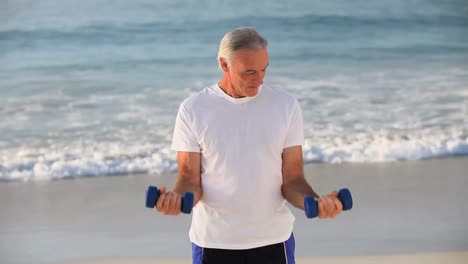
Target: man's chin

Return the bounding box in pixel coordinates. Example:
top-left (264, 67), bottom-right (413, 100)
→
top-left (245, 87), bottom-right (259, 97)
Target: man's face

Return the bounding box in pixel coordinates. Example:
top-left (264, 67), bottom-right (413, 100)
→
top-left (226, 48), bottom-right (269, 98)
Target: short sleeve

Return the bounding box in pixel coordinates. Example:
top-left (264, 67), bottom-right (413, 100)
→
top-left (171, 103), bottom-right (201, 152)
top-left (283, 99), bottom-right (304, 149)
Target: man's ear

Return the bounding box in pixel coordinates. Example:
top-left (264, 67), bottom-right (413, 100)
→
top-left (219, 58), bottom-right (229, 72)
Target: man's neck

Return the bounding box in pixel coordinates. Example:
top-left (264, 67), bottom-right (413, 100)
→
top-left (218, 76), bottom-right (245, 98)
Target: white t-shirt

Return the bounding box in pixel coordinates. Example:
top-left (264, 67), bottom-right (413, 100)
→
top-left (171, 82), bottom-right (304, 249)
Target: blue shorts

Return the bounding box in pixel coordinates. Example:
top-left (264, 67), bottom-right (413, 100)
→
top-left (192, 233), bottom-right (295, 264)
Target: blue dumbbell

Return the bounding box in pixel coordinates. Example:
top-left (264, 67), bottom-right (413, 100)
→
top-left (145, 185), bottom-right (194, 214)
top-left (304, 188), bottom-right (353, 218)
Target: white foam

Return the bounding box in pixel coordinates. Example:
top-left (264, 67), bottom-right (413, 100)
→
top-left (0, 142), bottom-right (178, 182)
top-left (1, 128), bottom-right (467, 182)
top-left (303, 129), bottom-right (468, 163)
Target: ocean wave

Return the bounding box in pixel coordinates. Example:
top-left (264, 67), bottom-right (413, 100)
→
top-left (3, 13), bottom-right (467, 68)
top-left (303, 130), bottom-right (468, 163)
top-left (3, 12), bottom-right (468, 39)
top-left (0, 142), bottom-right (178, 182)
top-left (1, 130), bottom-right (467, 182)
top-left (4, 6), bottom-right (468, 31)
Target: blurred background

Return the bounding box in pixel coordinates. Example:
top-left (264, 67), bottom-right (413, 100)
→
top-left (1, 0), bottom-right (468, 181)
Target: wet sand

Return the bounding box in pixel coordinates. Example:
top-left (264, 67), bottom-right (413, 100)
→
top-left (1, 157), bottom-right (467, 264)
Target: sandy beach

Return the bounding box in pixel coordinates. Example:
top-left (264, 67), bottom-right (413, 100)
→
top-left (56, 251), bottom-right (468, 264)
top-left (1, 157), bottom-right (468, 264)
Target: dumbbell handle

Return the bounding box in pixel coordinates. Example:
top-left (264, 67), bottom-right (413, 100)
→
top-left (145, 186), bottom-right (194, 214)
top-left (304, 188), bottom-right (353, 218)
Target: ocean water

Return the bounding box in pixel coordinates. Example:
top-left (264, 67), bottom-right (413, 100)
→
top-left (1, 0), bottom-right (468, 181)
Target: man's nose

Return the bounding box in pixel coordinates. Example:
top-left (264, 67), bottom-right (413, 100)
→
top-left (252, 72), bottom-right (264, 84)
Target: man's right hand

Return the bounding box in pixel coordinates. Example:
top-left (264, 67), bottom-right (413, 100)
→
top-left (155, 186), bottom-right (183, 215)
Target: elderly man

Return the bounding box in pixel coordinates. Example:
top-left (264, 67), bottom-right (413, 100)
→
top-left (156, 27), bottom-right (343, 264)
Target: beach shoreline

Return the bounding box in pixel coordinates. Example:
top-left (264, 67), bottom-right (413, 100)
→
top-left (1, 157), bottom-right (468, 264)
top-left (55, 251), bottom-right (468, 264)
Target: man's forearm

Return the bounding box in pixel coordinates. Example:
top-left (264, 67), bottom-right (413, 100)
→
top-left (282, 177), bottom-right (319, 210)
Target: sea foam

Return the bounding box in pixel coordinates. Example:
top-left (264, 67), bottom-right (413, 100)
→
top-left (1, 129), bottom-right (467, 182)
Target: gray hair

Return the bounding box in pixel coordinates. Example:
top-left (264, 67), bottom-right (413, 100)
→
top-left (217, 27), bottom-right (268, 68)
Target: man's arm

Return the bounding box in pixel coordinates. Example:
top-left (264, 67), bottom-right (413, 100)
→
top-left (174, 151), bottom-right (203, 204)
top-left (281, 145), bottom-right (318, 209)
top-left (156, 151), bottom-right (203, 215)
top-left (281, 146), bottom-right (342, 218)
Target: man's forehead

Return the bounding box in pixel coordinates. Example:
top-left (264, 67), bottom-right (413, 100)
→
top-left (232, 48), bottom-right (269, 67)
